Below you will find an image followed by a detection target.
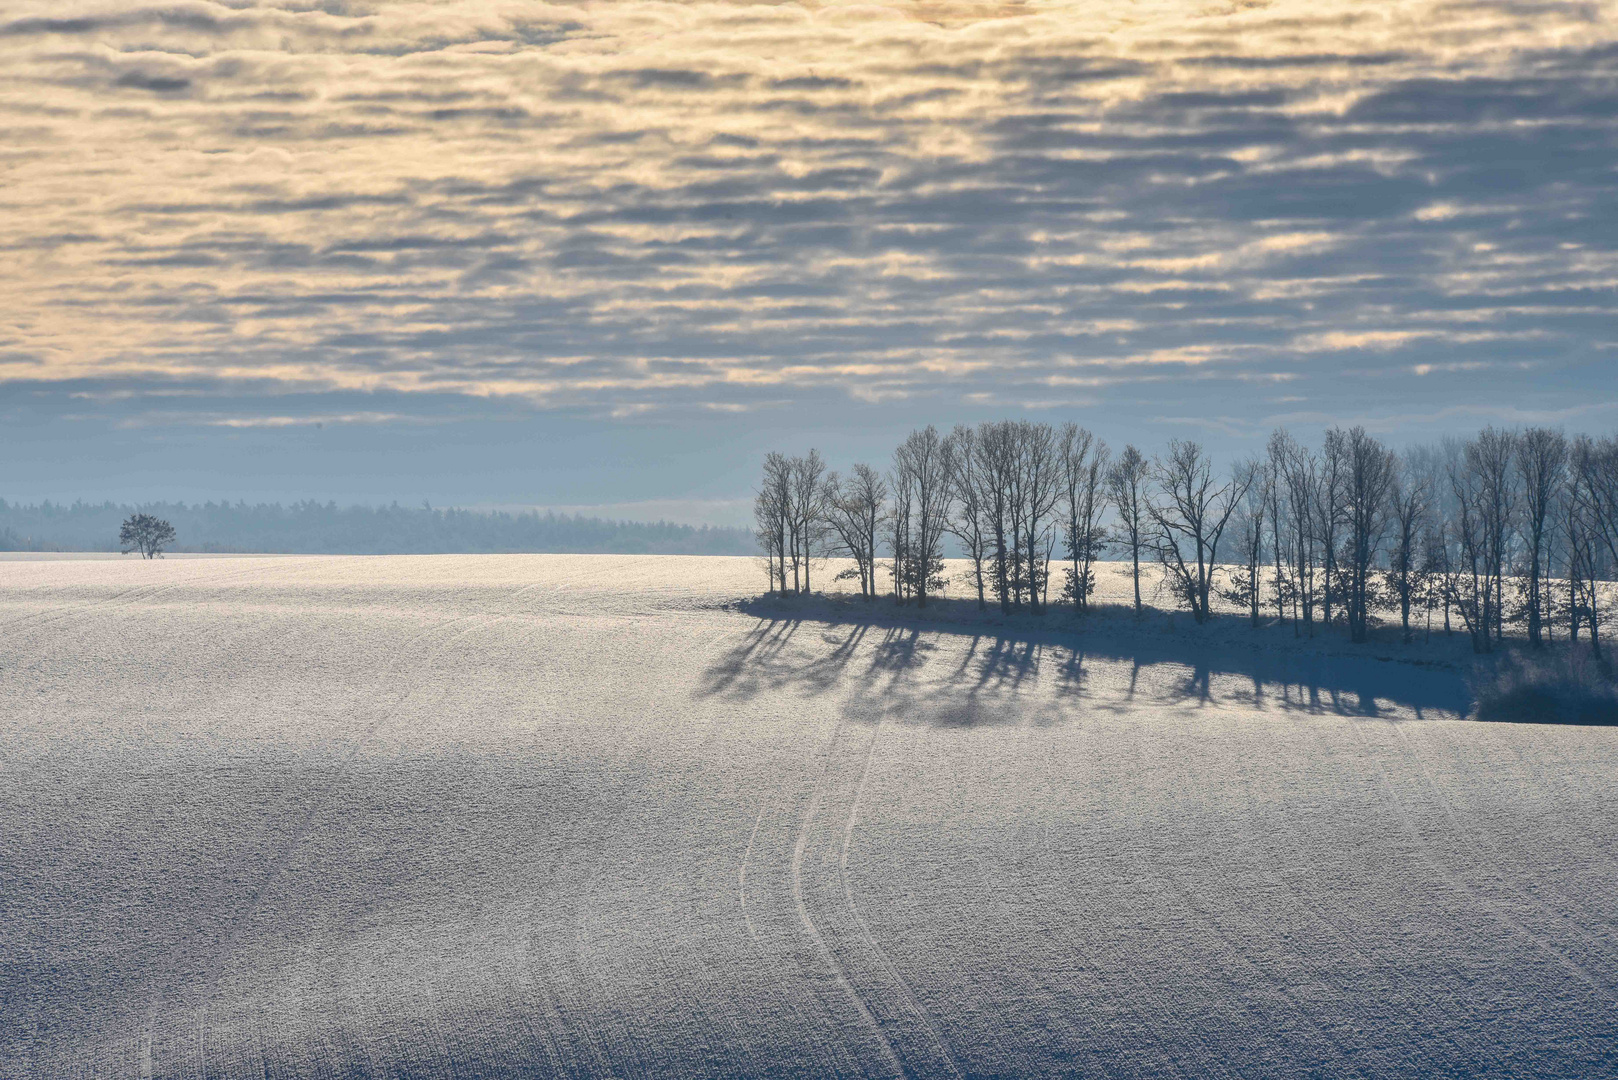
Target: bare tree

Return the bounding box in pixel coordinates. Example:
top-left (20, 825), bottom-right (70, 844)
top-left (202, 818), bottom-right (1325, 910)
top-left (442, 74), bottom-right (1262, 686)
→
top-left (1420, 520), bottom-right (1453, 641)
top-left (754, 489), bottom-right (782, 591)
top-left (1572, 435), bottom-right (1618, 665)
top-left (1271, 429), bottom-right (1319, 634)
top-left (751, 421), bottom-right (1618, 664)
top-left (1106, 444), bottom-right (1150, 614)
top-left (789, 450), bottom-right (830, 594)
top-left (1516, 428), bottom-right (1568, 648)
top-left (1446, 428), bottom-right (1515, 653)
top-left (1004, 425), bottom-right (1031, 608)
top-left (120, 513), bottom-right (176, 559)
top-left (1317, 427), bottom-right (1349, 628)
top-left (1015, 422), bottom-right (1062, 614)
top-left (974, 421), bottom-right (1017, 612)
top-left (1563, 449), bottom-right (1595, 650)
top-left (947, 425), bottom-right (993, 610)
top-left (1148, 440), bottom-right (1250, 624)
top-left (1263, 449), bottom-right (1291, 627)
top-left (824, 465), bottom-right (887, 599)
top-left (1220, 457), bottom-right (1269, 628)
top-left (1429, 438), bottom-right (1466, 639)
top-left (1058, 423), bottom-right (1110, 614)
top-left (1384, 450), bottom-right (1430, 644)
top-left (754, 452), bottom-right (792, 592)
top-left (888, 458), bottom-right (913, 604)
top-left (891, 426), bottom-right (957, 607)
top-left (1341, 427), bottom-right (1397, 644)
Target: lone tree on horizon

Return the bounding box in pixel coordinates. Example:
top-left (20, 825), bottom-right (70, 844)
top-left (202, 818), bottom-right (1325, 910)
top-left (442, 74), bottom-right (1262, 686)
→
top-left (120, 514), bottom-right (176, 559)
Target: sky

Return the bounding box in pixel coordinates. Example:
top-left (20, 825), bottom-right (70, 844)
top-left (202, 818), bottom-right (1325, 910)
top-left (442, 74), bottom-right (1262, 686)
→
top-left (2, 0), bottom-right (1615, 525)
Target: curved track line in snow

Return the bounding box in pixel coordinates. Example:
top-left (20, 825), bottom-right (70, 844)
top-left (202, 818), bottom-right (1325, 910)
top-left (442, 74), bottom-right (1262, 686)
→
top-left (182, 613), bottom-right (498, 1080)
top-left (1096, 720), bottom-right (1229, 1080)
top-left (739, 803), bottom-right (767, 944)
top-left (838, 728), bottom-right (965, 1080)
top-left (1531, 730), bottom-right (1618, 881)
top-left (1353, 721), bottom-right (1616, 1006)
top-left (1132, 712), bottom-right (1372, 1075)
top-left (792, 725), bottom-right (907, 1079)
top-left (1382, 721), bottom-right (1618, 1003)
top-left (90, 560), bottom-right (337, 1079)
top-left (0, 580), bottom-right (154, 635)
top-left (1239, 721), bottom-right (1491, 1066)
top-left (1019, 718), bottom-right (1196, 1080)
top-left (721, 615), bottom-right (776, 945)
top-left (1, 558), bottom-right (280, 639)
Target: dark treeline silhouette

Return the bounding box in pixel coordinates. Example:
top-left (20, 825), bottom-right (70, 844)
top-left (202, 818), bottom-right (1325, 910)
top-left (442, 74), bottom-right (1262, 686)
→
top-left (0, 499), bottom-right (754, 556)
top-left (756, 423), bottom-right (1618, 659)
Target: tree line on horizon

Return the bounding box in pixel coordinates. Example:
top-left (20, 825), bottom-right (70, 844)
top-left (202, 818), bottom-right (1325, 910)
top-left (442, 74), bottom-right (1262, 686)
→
top-left (753, 423), bottom-right (1618, 659)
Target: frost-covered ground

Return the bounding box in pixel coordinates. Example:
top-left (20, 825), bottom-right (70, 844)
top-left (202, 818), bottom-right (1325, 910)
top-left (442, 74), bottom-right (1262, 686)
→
top-left (3, 554), bottom-right (1616, 1079)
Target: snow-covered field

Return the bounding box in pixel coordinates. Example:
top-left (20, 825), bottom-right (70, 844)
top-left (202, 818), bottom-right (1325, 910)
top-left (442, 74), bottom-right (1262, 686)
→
top-left (3, 554), bottom-right (1616, 1078)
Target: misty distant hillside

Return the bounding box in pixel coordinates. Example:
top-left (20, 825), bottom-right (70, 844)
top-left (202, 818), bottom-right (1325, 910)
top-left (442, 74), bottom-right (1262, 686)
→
top-left (0, 499), bottom-right (756, 556)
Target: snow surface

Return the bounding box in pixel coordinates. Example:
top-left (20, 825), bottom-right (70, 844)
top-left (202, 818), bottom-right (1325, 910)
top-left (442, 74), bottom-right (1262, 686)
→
top-left (2, 554), bottom-right (1616, 1078)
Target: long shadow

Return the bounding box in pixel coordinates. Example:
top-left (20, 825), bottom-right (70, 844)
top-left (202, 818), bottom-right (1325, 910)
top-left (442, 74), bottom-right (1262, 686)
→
top-left (699, 594), bottom-right (1476, 726)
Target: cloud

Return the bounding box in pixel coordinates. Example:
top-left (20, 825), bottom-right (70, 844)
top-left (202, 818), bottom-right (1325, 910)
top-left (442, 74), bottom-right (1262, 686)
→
top-left (0, 0), bottom-right (1613, 441)
top-left (111, 70), bottom-right (192, 93)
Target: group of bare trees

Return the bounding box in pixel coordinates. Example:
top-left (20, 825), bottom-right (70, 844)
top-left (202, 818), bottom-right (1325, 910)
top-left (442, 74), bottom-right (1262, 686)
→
top-left (1244, 427), bottom-right (1618, 655)
top-left (757, 423), bottom-right (1618, 657)
top-left (757, 422), bottom-right (1242, 622)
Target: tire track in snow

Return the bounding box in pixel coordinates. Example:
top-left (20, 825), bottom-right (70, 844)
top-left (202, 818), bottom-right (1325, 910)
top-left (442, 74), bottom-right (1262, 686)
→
top-left (563, 628), bottom-right (734, 1080)
top-left (739, 802), bottom-right (768, 944)
top-left (504, 615), bottom-right (773, 1080)
top-left (1127, 713), bottom-right (1373, 1080)
top-left (1509, 727), bottom-right (1618, 914)
top-left (0, 570), bottom-right (195, 636)
top-left (1380, 720), bottom-right (1618, 1002)
top-left (441, 607), bottom-right (625, 1080)
top-left (720, 613), bottom-right (772, 945)
top-left (791, 723), bottom-right (908, 1079)
top-left (1007, 720), bottom-right (1137, 1080)
top-left (0, 558), bottom-right (282, 641)
top-left (835, 727), bottom-right (965, 1080)
top-left (112, 567), bottom-right (348, 1079)
top-left (171, 612), bottom-right (497, 1080)
top-left (1411, 720), bottom-right (1618, 904)
top-left (1239, 718), bottom-right (1496, 1069)
top-left (623, 618), bottom-right (784, 1079)
top-left (1523, 729), bottom-right (1618, 877)
top-left (542, 618), bottom-right (761, 1080)
top-left (729, 664), bottom-right (873, 1079)
top-left (736, 784), bottom-right (853, 1079)
top-left (1028, 714), bottom-right (1199, 1080)
top-left (0, 579), bottom-right (157, 636)
top-left (1352, 721), bottom-right (1617, 1008)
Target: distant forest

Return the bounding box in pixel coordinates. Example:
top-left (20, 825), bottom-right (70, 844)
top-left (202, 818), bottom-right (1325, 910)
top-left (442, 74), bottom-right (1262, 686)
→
top-left (0, 499), bottom-right (755, 556)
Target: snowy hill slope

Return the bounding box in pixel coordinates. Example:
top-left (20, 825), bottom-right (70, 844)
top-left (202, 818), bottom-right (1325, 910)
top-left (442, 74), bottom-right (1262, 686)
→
top-left (2, 554), bottom-right (1615, 1077)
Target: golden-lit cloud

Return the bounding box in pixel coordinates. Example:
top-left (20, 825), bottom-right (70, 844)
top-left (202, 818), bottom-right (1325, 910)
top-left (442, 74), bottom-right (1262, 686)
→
top-left (1, 0), bottom-right (1615, 426)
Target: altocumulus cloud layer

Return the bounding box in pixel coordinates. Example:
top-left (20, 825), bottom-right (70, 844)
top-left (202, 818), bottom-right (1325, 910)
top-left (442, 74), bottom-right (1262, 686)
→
top-left (2, 0), bottom-right (1616, 444)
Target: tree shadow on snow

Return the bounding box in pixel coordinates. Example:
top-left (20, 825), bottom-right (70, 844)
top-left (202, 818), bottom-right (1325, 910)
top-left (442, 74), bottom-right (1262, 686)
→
top-left (698, 594), bottom-right (1474, 726)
